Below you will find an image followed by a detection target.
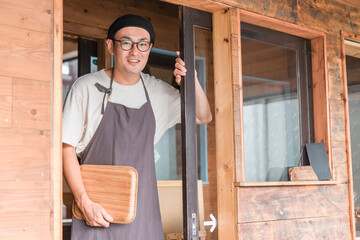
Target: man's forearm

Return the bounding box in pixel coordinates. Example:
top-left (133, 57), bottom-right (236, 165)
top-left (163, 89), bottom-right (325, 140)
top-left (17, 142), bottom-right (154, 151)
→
top-left (63, 143), bottom-right (112, 227)
top-left (195, 77), bottom-right (212, 124)
top-left (63, 143), bottom-right (89, 208)
top-left (173, 54), bottom-right (212, 124)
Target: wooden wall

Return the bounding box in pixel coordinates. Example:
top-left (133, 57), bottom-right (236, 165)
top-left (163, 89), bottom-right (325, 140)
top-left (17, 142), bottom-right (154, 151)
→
top-left (63, 0), bottom-right (179, 51)
top-left (2, 0), bottom-right (357, 239)
top-left (0, 0), bottom-right (61, 239)
top-left (222, 0), bottom-right (360, 239)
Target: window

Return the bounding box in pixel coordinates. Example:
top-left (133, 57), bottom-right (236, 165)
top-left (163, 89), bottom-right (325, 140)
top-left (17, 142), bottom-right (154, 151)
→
top-left (241, 22), bottom-right (313, 182)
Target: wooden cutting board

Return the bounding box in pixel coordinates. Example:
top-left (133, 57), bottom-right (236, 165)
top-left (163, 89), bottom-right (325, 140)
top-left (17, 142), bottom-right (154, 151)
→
top-left (72, 164), bottom-right (138, 224)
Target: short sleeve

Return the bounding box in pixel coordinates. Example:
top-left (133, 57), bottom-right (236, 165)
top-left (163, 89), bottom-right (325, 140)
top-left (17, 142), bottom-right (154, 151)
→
top-left (165, 85), bottom-right (181, 129)
top-left (62, 88), bottom-right (86, 147)
top-left (151, 79), bottom-right (181, 144)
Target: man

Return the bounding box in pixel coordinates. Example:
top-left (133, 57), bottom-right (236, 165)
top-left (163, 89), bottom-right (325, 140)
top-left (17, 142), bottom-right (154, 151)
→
top-left (63, 14), bottom-right (212, 240)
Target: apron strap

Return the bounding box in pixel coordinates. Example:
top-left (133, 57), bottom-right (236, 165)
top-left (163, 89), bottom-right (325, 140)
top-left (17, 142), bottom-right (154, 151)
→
top-left (95, 69), bottom-right (114, 114)
top-left (95, 70), bottom-right (149, 114)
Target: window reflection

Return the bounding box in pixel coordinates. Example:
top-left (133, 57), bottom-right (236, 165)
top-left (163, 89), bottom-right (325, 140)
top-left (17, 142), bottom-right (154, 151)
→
top-left (146, 48), bottom-right (209, 183)
top-left (242, 25), bottom-right (304, 182)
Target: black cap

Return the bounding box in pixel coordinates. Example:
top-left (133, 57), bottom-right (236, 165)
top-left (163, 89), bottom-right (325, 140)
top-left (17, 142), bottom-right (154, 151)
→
top-left (107, 14), bottom-right (155, 45)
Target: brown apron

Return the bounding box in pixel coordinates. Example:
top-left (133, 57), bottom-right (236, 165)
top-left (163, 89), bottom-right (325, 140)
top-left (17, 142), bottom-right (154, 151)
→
top-left (71, 72), bottom-right (164, 240)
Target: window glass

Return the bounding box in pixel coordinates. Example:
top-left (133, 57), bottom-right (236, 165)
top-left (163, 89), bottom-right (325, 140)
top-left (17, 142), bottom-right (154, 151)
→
top-left (241, 23), bottom-right (311, 182)
top-left (148, 33), bottom-right (212, 184)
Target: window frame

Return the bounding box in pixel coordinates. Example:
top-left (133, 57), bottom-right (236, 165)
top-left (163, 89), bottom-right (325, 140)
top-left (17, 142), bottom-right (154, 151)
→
top-left (241, 22), bottom-right (313, 174)
top-left (235, 10), bottom-right (334, 186)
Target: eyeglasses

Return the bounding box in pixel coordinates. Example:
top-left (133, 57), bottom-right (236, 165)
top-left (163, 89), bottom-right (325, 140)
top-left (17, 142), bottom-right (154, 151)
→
top-left (113, 39), bottom-right (152, 52)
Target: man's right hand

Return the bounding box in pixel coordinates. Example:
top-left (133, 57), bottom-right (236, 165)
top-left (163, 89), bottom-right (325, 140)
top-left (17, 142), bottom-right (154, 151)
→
top-left (78, 193), bottom-right (113, 227)
top-left (63, 143), bottom-right (113, 228)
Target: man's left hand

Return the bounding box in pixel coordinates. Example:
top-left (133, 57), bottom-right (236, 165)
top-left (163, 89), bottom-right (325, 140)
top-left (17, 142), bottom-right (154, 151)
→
top-left (173, 51), bottom-right (187, 85)
top-left (172, 51), bottom-right (213, 125)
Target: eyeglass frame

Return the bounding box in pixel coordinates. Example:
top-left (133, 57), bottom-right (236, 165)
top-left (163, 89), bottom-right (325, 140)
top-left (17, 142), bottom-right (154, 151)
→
top-left (112, 39), bottom-right (152, 52)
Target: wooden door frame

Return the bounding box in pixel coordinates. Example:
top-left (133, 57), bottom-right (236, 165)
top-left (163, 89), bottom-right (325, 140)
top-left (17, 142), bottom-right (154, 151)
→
top-left (52, 0), bottom-right (63, 239)
top-left (179, 6), bottom-right (212, 239)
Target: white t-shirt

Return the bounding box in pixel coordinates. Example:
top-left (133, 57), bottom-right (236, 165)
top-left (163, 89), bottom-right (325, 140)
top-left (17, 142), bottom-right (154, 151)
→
top-left (62, 69), bottom-right (181, 156)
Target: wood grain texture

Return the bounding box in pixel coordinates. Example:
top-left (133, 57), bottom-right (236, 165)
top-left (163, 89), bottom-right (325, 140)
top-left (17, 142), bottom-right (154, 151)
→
top-left (51, 0), bottom-right (63, 238)
top-left (237, 184), bottom-right (349, 223)
top-left (289, 166), bottom-right (318, 181)
top-left (329, 97), bottom-right (346, 145)
top-left (239, 9), bottom-right (325, 39)
top-left (0, 128), bottom-right (50, 181)
top-left (227, 0), bottom-right (360, 34)
top-left (0, 3), bottom-right (51, 33)
top-left (311, 36), bottom-right (333, 174)
top-left (0, 0), bottom-right (51, 12)
top-left (337, 0), bottom-right (360, 8)
top-left (231, 8), bottom-right (245, 183)
top-left (64, 0), bottom-right (179, 51)
top-left (162, 0), bottom-right (228, 12)
top-left (341, 31), bottom-right (357, 239)
top-left (0, 231), bottom-right (51, 240)
top-left (327, 34), bottom-right (344, 100)
top-left (213, 9), bottom-right (237, 240)
top-left (0, 76), bottom-right (12, 96)
top-left (0, 180), bottom-right (51, 235)
top-left (0, 76), bottom-right (11, 128)
top-left (13, 78), bottom-right (50, 130)
top-left (73, 165), bottom-right (138, 224)
top-left (0, 25), bottom-right (50, 82)
top-left (332, 146), bottom-right (348, 183)
top-left (0, 0), bottom-right (53, 238)
top-left (63, 20), bottom-right (107, 39)
top-left (64, 0), bottom-right (178, 30)
top-left (238, 215), bottom-right (350, 240)
top-left (343, 32), bottom-right (360, 42)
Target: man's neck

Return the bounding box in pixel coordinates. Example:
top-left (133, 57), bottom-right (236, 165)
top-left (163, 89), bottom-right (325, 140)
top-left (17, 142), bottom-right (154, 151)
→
top-left (105, 68), bottom-right (140, 86)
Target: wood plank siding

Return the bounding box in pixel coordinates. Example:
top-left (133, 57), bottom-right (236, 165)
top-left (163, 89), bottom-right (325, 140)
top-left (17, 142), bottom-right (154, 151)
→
top-left (0, 0), bottom-right (62, 239)
top-left (63, 0), bottom-right (179, 51)
top-left (226, 1), bottom-right (359, 239)
top-left (201, 0), bottom-right (359, 239)
top-left (1, 0), bottom-right (360, 239)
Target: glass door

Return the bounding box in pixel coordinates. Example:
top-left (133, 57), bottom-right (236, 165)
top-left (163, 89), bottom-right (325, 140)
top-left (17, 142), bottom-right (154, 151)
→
top-left (179, 6), bottom-right (212, 239)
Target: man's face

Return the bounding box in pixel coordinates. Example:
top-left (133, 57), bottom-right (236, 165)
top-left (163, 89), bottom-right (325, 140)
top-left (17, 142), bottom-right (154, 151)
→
top-left (107, 27), bottom-right (152, 76)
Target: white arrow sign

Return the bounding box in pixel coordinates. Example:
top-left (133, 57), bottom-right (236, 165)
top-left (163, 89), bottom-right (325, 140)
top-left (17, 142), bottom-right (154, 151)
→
top-left (204, 214), bottom-right (217, 232)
